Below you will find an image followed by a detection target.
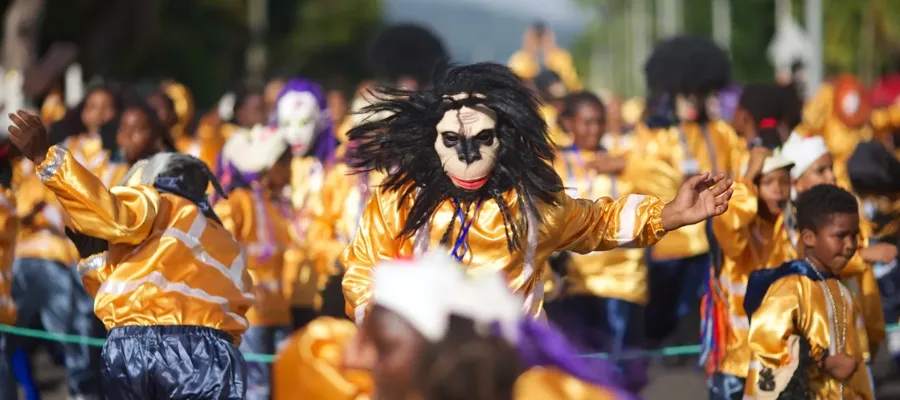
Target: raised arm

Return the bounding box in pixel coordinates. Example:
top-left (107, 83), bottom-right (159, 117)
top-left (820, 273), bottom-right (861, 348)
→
top-left (340, 188), bottom-right (402, 323)
top-left (711, 178), bottom-right (759, 259)
top-left (36, 146), bottom-right (159, 245)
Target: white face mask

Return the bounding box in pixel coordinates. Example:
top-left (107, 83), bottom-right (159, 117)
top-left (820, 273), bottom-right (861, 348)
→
top-left (276, 91), bottom-right (321, 156)
top-left (434, 94), bottom-right (499, 191)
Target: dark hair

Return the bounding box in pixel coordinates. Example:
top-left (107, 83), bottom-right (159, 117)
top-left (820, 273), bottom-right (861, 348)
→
top-left (414, 315), bottom-right (524, 400)
top-left (532, 21), bottom-right (547, 37)
top-left (104, 92), bottom-right (176, 163)
top-left (558, 91), bottom-right (606, 133)
top-left (230, 83), bottom-right (264, 124)
top-left (49, 84), bottom-right (121, 146)
top-left (366, 24), bottom-right (449, 88)
top-left (737, 83), bottom-right (795, 148)
top-left (795, 184), bottom-right (859, 233)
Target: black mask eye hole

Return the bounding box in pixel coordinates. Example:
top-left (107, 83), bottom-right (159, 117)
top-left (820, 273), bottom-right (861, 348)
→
top-left (474, 130), bottom-right (495, 145)
top-left (441, 132), bottom-right (460, 147)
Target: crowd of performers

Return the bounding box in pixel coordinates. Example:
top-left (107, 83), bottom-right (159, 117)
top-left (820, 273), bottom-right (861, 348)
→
top-left (0, 20), bottom-right (897, 400)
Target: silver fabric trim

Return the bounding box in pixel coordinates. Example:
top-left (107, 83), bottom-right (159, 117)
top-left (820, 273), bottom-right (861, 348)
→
top-left (37, 146), bottom-right (67, 183)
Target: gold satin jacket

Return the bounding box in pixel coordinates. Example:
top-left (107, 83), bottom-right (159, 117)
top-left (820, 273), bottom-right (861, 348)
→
top-left (61, 133), bottom-right (127, 188)
top-left (273, 317), bottom-right (373, 400)
top-left (12, 158), bottom-right (79, 265)
top-left (507, 48), bottom-right (582, 91)
top-left (38, 146), bottom-right (255, 343)
top-left (281, 156), bottom-right (329, 308)
top-left (183, 114), bottom-right (228, 173)
top-left (341, 185), bottom-right (668, 320)
top-left (710, 179), bottom-right (779, 377)
top-left (553, 149), bottom-right (678, 304)
top-left (215, 188), bottom-right (297, 326)
top-left (0, 188), bottom-right (18, 325)
top-left (795, 83), bottom-right (869, 191)
top-left (743, 275), bottom-right (874, 400)
top-left (634, 121), bottom-right (746, 261)
top-left (513, 367), bottom-right (619, 400)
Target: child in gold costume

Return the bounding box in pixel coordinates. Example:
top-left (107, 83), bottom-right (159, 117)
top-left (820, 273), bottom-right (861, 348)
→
top-left (743, 185), bottom-right (874, 399)
top-left (8, 110), bottom-right (254, 400)
top-left (0, 145), bottom-right (17, 400)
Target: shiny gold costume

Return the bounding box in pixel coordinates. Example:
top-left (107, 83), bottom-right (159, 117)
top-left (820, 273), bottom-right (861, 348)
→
top-left (743, 275), bottom-right (874, 400)
top-left (633, 121), bottom-right (746, 261)
top-left (61, 133), bottom-right (126, 187)
top-left (513, 367), bottom-right (618, 400)
top-left (768, 208), bottom-right (885, 361)
top-left (12, 158), bottom-right (79, 265)
top-left (215, 187), bottom-right (297, 327)
top-left (272, 317), bottom-right (373, 400)
top-left (0, 188), bottom-right (18, 325)
top-left (794, 83), bottom-right (869, 190)
top-left (553, 148), bottom-right (678, 304)
top-left (40, 90), bottom-right (67, 125)
top-left (541, 105), bottom-right (570, 148)
top-left (342, 187), bottom-right (668, 320)
top-left (282, 156), bottom-right (329, 309)
top-left (185, 113), bottom-right (228, 173)
top-left (508, 48), bottom-right (582, 91)
top-left (710, 179), bottom-right (779, 378)
top-left (38, 146), bottom-right (254, 343)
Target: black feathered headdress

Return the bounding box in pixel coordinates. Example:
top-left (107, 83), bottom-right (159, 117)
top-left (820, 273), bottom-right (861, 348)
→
top-left (347, 62), bottom-right (563, 251)
top-left (366, 23), bottom-right (449, 88)
top-left (644, 35), bottom-right (731, 97)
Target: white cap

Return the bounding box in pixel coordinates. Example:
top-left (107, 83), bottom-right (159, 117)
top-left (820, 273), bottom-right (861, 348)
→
top-left (780, 132), bottom-right (829, 179)
top-left (373, 252), bottom-right (524, 342)
top-left (222, 124), bottom-right (288, 174)
top-left (739, 152), bottom-right (795, 177)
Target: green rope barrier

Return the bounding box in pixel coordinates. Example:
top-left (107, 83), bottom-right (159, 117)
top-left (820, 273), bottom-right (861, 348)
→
top-left (1, 323), bottom-right (897, 363)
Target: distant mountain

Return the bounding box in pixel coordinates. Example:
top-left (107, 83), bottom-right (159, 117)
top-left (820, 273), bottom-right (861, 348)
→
top-left (384, 0), bottom-right (584, 64)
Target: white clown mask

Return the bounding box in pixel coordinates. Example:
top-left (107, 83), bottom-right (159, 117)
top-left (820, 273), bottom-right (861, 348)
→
top-left (276, 90), bottom-right (322, 156)
top-left (434, 94), bottom-right (500, 191)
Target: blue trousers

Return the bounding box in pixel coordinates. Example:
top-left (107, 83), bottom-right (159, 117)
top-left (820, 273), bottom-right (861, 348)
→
top-left (102, 326), bottom-right (247, 399)
top-left (644, 253), bottom-right (709, 344)
top-left (544, 295), bottom-right (647, 394)
top-left (11, 257), bottom-right (102, 396)
top-left (0, 334), bottom-right (15, 400)
top-left (241, 325), bottom-right (290, 400)
top-left (707, 372), bottom-right (746, 400)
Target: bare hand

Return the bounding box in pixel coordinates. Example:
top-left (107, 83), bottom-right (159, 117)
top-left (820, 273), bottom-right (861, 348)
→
top-left (7, 110), bottom-right (50, 165)
top-left (341, 329), bottom-right (376, 371)
top-left (821, 353), bottom-right (857, 381)
top-left (661, 172), bottom-right (734, 231)
top-left (860, 243), bottom-right (899, 264)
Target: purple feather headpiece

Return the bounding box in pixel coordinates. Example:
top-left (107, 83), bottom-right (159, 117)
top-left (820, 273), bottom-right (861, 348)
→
top-left (271, 78), bottom-right (337, 165)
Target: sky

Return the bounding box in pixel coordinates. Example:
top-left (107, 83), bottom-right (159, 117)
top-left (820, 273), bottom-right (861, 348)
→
top-left (395, 0), bottom-right (586, 26)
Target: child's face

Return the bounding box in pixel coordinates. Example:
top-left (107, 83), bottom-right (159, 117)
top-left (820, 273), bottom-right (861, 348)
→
top-left (758, 168), bottom-right (791, 216)
top-left (236, 93), bottom-right (267, 128)
top-left (81, 90), bottom-right (116, 133)
top-left (794, 153), bottom-right (836, 193)
top-left (147, 93), bottom-right (177, 128)
top-left (564, 102), bottom-right (604, 151)
top-left (327, 90), bottom-right (348, 125)
top-left (361, 307), bottom-right (427, 400)
top-left (801, 212), bottom-right (860, 274)
top-left (116, 109), bottom-right (157, 164)
top-left (263, 151), bottom-right (292, 191)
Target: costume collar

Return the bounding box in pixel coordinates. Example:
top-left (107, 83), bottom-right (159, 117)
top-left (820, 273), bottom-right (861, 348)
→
top-left (743, 259), bottom-right (837, 321)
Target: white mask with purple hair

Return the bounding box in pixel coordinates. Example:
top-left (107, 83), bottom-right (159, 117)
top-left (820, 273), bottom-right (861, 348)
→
top-left (276, 90), bottom-right (322, 156)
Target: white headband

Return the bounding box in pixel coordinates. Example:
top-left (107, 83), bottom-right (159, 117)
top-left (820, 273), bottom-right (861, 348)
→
top-left (780, 132), bottom-right (829, 179)
top-left (222, 125), bottom-right (289, 174)
top-left (373, 251), bottom-right (524, 342)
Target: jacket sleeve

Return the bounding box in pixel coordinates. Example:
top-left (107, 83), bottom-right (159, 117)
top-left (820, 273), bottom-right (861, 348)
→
top-left (552, 192), bottom-right (667, 254)
top-left (711, 178), bottom-right (759, 259)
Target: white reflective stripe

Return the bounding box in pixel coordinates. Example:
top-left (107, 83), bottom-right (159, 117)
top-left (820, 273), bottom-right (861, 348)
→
top-left (97, 270), bottom-right (248, 328)
top-left (731, 314), bottom-right (750, 330)
top-left (615, 195), bottom-right (647, 248)
top-left (720, 275), bottom-right (747, 296)
top-left (742, 396), bottom-right (755, 400)
top-left (160, 213), bottom-right (253, 300)
top-left (355, 303), bottom-right (367, 326)
top-left (748, 361), bottom-right (762, 371)
top-left (77, 253), bottom-right (107, 277)
top-left (255, 279), bottom-right (281, 292)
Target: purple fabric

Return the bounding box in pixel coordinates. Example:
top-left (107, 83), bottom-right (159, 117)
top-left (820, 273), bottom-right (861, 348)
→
top-left (718, 84), bottom-right (743, 123)
top-left (507, 319), bottom-right (639, 400)
top-left (271, 78), bottom-right (338, 165)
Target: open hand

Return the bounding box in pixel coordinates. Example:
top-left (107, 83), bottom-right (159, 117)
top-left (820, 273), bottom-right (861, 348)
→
top-left (860, 242), bottom-right (898, 264)
top-left (661, 172), bottom-right (734, 231)
top-left (7, 110), bottom-right (50, 165)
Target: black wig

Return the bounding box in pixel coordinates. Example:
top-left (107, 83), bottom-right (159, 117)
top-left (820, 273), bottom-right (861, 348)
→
top-left (643, 35), bottom-right (731, 124)
top-left (347, 62), bottom-right (563, 251)
top-left (366, 23), bottom-right (449, 89)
